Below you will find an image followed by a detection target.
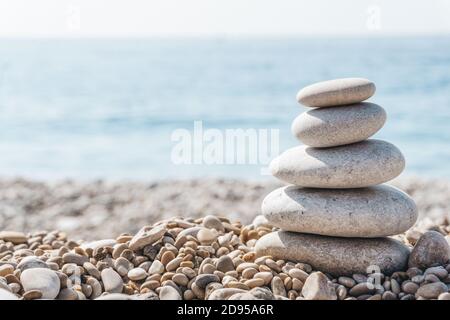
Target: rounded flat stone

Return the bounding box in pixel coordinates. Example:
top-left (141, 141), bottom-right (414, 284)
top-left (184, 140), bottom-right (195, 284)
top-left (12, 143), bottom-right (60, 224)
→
top-left (0, 231), bottom-right (27, 244)
top-left (291, 103), bottom-right (386, 147)
top-left (262, 184), bottom-right (417, 237)
top-left (296, 78), bottom-right (376, 108)
top-left (255, 231), bottom-right (410, 276)
top-left (20, 268), bottom-right (61, 299)
top-left (270, 139), bottom-right (405, 188)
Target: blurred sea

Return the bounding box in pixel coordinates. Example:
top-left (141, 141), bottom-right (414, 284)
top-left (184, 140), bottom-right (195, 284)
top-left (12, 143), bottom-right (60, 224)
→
top-left (0, 37), bottom-right (449, 180)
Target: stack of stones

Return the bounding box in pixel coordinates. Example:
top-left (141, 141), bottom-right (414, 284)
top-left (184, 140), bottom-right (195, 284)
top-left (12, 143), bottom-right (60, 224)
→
top-left (255, 78), bottom-right (419, 277)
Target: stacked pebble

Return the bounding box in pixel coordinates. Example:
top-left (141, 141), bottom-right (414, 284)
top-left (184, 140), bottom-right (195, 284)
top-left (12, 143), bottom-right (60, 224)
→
top-left (256, 78), bottom-right (419, 277)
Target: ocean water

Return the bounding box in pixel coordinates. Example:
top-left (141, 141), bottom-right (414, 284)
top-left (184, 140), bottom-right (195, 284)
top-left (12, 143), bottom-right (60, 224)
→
top-left (0, 37), bottom-right (449, 180)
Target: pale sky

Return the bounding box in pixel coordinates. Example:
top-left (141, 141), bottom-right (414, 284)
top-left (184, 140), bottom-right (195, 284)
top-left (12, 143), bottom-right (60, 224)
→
top-left (1, 0), bottom-right (450, 37)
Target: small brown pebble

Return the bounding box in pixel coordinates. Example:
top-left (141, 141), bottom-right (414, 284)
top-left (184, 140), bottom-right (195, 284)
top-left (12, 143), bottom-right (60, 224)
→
top-left (172, 273), bottom-right (189, 287)
top-left (382, 291), bottom-right (397, 300)
top-left (0, 264), bottom-right (14, 277)
top-left (242, 267), bottom-right (258, 279)
top-left (254, 272), bottom-right (273, 286)
top-left (338, 276), bottom-right (356, 288)
top-left (349, 283), bottom-right (376, 297)
top-left (23, 290), bottom-right (43, 300)
top-left (401, 281), bottom-right (419, 295)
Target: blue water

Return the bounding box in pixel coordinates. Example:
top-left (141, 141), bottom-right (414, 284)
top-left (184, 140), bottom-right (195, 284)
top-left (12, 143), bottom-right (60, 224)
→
top-left (0, 37), bottom-right (449, 180)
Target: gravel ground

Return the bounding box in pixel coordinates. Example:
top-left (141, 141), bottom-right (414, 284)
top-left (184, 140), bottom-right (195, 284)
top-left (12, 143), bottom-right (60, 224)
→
top-left (0, 215), bottom-right (449, 300)
top-left (0, 176), bottom-right (449, 240)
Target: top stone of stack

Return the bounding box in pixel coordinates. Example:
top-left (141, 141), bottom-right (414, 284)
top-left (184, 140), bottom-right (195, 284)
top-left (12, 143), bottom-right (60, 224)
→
top-left (296, 78), bottom-right (376, 108)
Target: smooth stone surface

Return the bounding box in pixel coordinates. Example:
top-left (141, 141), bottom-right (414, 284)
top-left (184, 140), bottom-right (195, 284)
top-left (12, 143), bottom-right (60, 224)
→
top-left (255, 231), bottom-right (410, 276)
top-left (202, 215), bottom-right (225, 232)
top-left (416, 282), bottom-right (448, 299)
top-left (229, 292), bottom-right (259, 300)
top-left (291, 103), bottom-right (386, 147)
top-left (262, 184), bottom-right (417, 237)
top-left (17, 256), bottom-right (49, 271)
top-left (0, 231), bottom-right (27, 244)
top-left (148, 260), bottom-right (165, 274)
top-left (296, 78), bottom-right (376, 108)
top-left (96, 293), bottom-right (135, 300)
top-left (101, 268), bottom-right (123, 293)
top-left (159, 286), bottom-right (182, 300)
top-left (216, 255), bottom-right (235, 273)
top-left (129, 224), bottom-right (167, 251)
top-left (301, 272), bottom-right (337, 300)
top-left (197, 228), bottom-right (218, 244)
top-left (208, 288), bottom-right (246, 300)
top-left (20, 268), bottom-right (60, 299)
top-left (0, 288), bottom-right (18, 300)
top-left (408, 231), bottom-right (450, 269)
top-left (270, 139), bottom-right (405, 188)
top-left (177, 226), bottom-right (203, 239)
top-left (57, 288), bottom-right (78, 300)
top-left (128, 268), bottom-right (148, 281)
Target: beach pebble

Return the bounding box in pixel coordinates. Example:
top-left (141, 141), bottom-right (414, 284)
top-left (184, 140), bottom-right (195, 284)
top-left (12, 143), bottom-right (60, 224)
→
top-left (128, 268), bottom-right (148, 281)
top-left (270, 140), bottom-right (405, 188)
top-left (202, 215), bottom-right (225, 232)
top-left (177, 227), bottom-right (203, 239)
top-left (301, 272), bottom-right (337, 300)
top-left (254, 272), bottom-right (274, 285)
top-left (0, 288), bottom-right (18, 300)
top-left (23, 290), bottom-right (43, 300)
top-left (96, 293), bottom-right (134, 300)
top-left (255, 231), bottom-right (410, 276)
top-left (159, 286), bottom-right (182, 300)
top-left (338, 276), bottom-right (356, 288)
top-left (216, 255), bottom-right (235, 273)
top-left (57, 288), bottom-right (78, 300)
top-left (197, 228), bottom-right (218, 244)
top-left (250, 287), bottom-right (275, 300)
top-left (296, 78), bottom-right (376, 108)
top-left (424, 266), bottom-right (448, 279)
top-left (262, 185), bottom-right (417, 237)
top-left (101, 268), bottom-right (123, 293)
top-left (252, 215), bottom-right (271, 229)
top-left (194, 274), bottom-right (220, 289)
top-left (20, 268), bottom-right (60, 299)
top-left (62, 252), bottom-right (89, 266)
top-left (208, 288), bottom-right (246, 300)
top-left (416, 282), bottom-right (448, 299)
top-left (148, 260), bottom-right (165, 274)
top-left (172, 273), bottom-right (189, 286)
top-left (408, 231), bottom-right (450, 269)
top-left (348, 282), bottom-right (376, 297)
top-left (0, 231), bottom-right (27, 244)
top-left (229, 292), bottom-right (258, 300)
top-left (271, 276), bottom-right (286, 297)
top-left (438, 293), bottom-right (450, 300)
top-left (382, 291), bottom-right (397, 300)
top-left (292, 102), bottom-right (386, 147)
top-left (0, 264), bottom-right (14, 277)
top-left (17, 256), bottom-right (49, 271)
top-left (129, 224), bottom-right (166, 251)
top-left (401, 281), bottom-right (419, 295)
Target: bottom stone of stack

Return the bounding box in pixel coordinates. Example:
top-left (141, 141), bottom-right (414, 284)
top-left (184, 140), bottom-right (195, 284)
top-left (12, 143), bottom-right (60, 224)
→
top-left (255, 231), bottom-right (410, 276)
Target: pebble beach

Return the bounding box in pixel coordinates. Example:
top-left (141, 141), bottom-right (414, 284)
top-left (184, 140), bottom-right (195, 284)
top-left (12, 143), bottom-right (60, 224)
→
top-left (1, 176), bottom-right (449, 240)
top-left (0, 175), bottom-right (450, 300)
